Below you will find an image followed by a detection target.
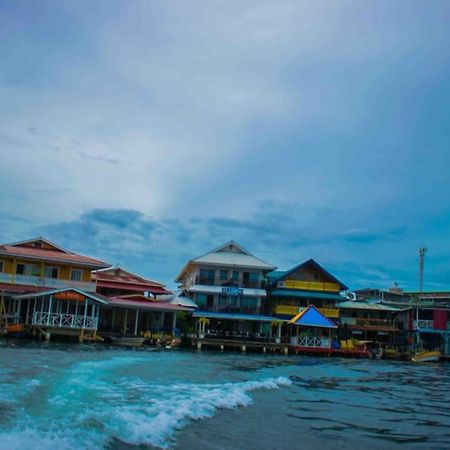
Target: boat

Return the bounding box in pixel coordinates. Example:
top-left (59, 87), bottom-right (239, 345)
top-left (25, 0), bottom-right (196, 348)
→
top-left (110, 336), bottom-right (146, 347)
top-left (412, 350), bottom-right (441, 363)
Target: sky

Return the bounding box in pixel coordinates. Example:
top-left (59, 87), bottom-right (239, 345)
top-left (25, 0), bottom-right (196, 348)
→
top-left (1, 1), bottom-right (450, 291)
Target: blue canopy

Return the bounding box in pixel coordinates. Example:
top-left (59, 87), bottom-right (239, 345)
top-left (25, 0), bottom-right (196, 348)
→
top-left (288, 305), bottom-right (337, 328)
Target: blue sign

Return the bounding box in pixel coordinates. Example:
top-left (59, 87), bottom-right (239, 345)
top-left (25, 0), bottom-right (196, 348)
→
top-left (221, 287), bottom-right (244, 296)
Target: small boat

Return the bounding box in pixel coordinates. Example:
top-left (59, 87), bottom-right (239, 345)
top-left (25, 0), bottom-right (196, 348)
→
top-left (110, 336), bottom-right (146, 347)
top-left (412, 350), bottom-right (441, 363)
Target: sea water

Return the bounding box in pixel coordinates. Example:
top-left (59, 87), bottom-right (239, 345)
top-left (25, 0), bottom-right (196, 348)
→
top-left (0, 340), bottom-right (449, 450)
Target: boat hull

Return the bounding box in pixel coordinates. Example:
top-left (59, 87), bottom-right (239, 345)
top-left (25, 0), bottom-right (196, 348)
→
top-left (110, 337), bottom-right (146, 347)
top-left (412, 350), bottom-right (441, 363)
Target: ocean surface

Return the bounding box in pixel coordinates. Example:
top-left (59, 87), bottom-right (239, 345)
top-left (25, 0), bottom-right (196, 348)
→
top-left (0, 340), bottom-right (449, 450)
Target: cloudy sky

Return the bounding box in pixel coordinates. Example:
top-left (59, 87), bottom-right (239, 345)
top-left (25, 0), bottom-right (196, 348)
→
top-left (1, 1), bottom-right (450, 290)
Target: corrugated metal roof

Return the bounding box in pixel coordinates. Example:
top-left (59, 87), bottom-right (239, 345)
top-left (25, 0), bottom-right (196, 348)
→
top-left (338, 301), bottom-right (401, 311)
top-left (271, 289), bottom-right (344, 301)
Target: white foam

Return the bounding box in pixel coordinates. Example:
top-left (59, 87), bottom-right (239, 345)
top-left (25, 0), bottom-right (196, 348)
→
top-left (107, 376), bottom-right (292, 448)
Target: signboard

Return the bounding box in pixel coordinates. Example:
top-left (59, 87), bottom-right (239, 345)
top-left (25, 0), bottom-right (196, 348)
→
top-left (221, 287), bottom-right (244, 296)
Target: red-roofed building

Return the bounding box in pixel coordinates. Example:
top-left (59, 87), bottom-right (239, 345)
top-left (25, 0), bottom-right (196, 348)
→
top-left (0, 237), bottom-right (110, 295)
top-left (93, 267), bottom-right (172, 297)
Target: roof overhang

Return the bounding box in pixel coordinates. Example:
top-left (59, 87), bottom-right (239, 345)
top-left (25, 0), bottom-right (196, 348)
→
top-left (13, 287), bottom-right (108, 304)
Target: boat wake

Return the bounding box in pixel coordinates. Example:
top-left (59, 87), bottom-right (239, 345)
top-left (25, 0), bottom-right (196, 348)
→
top-left (0, 353), bottom-right (291, 450)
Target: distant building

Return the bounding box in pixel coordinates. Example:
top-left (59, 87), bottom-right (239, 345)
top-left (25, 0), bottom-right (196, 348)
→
top-left (175, 241), bottom-right (277, 338)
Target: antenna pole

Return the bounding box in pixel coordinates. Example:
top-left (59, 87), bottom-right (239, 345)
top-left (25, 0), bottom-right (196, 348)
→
top-left (419, 247), bottom-right (427, 293)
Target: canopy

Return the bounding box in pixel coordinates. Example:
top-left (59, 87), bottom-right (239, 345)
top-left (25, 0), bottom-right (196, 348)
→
top-left (288, 305), bottom-right (337, 328)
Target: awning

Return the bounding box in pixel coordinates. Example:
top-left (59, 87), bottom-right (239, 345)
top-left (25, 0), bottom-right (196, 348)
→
top-left (271, 289), bottom-right (344, 301)
top-left (288, 305), bottom-right (337, 328)
top-left (192, 311), bottom-right (280, 322)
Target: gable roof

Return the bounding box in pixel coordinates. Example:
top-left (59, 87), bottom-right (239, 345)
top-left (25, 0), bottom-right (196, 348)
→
top-left (0, 237), bottom-right (110, 269)
top-left (175, 240), bottom-right (276, 282)
top-left (92, 267), bottom-right (171, 294)
top-left (268, 259), bottom-right (348, 291)
top-left (288, 305), bottom-right (338, 328)
top-left (13, 287), bottom-right (108, 304)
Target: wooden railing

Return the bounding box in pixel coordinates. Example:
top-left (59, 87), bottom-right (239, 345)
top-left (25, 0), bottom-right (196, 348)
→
top-left (294, 336), bottom-right (331, 348)
top-left (274, 305), bottom-right (339, 318)
top-left (32, 312), bottom-right (98, 330)
top-left (0, 272), bottom-right (96, 292)
top-left (282, 280), bottom-right (340, 292)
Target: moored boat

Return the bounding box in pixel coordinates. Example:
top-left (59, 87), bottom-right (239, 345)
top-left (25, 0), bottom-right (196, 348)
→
top-left (110, 336), bottom-right (146, 347)
top-left (412, 350), bottom-right (441, 363)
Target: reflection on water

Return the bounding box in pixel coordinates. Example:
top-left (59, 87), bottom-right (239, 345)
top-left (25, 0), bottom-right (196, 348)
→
top-left (0, 340), bottom-right (449, 450)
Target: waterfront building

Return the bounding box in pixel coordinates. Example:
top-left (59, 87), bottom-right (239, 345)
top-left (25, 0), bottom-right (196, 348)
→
top-left (176, 241), bottom-right (279, 346)
top-left (265, 259), bottom-right (347, 346)
top-left (0, 237), bottom-right (109, 336)
top-left (337, 300), bottom-right (403, 344)
top-left (93, 267), bottom-right (189, 339)
top-left (384, 289), bottom-right (450, 355)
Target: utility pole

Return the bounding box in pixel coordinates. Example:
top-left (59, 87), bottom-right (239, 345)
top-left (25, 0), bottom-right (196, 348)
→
top-left (419, 247), bottom-right (427, 293)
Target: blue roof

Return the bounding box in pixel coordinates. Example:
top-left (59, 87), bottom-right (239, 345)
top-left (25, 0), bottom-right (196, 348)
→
top-left (289, 305), bottom-right (337, 328)
top-left (271, 289), bottom-right (345, 301)
top-left (192, 311), bottom-right (279, 322)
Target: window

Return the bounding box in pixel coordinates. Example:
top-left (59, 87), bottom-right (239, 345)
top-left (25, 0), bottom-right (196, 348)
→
top-left (0, 261), bottom-right (4, 272)
top-left (199, 268), bottom-right (215, 284)
top-left (16, 263), bottom-right (40, 276)
top-left (219, 270), bottom-right (228, 281)
top-left (196, 294), bottom-right (207, 308)
top-left (249, 272), bottom-right (259, 282)
top-left (232, 271), bottom-right (239, 282)
top-left (71, 269), bottom-right (83, 281)
top-left (44, 266), bottom-right (59, 279)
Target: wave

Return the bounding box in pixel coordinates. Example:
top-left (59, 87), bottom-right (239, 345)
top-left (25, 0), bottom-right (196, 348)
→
top-left (0, 376), bottom-right (291, 450)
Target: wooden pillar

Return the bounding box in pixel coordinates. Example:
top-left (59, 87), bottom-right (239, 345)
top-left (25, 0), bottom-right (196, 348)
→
top-left (83, 298), bottom-right (88, 329)
top-left (47, 295), bottom-right (53, 325)
top-left (123, 309), bottom-right (128, 334)
top-left (172, 313), bottom-right (177, 335)
top-left (197, 341), bottom-right (202, 351)
top-left (25, 299), bottom-right (30, 324)
top-left (134, 309), bottom-right (139, 336)
top-left (111, 308), bottom-right (116, 332)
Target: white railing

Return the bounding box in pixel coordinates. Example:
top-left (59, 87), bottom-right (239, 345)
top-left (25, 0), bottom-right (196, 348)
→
top-left (298, 336), bottom-right (331, 348)
top-left (32, 312), bottom-right (98, 330)
top-left (414, 320), bottom-right (434, 329)
top-left (0, 272), bottom-right (96, 292)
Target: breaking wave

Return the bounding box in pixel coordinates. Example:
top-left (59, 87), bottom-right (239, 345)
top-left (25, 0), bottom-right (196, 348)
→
top-left (0, 355), bottom-right (291, 450)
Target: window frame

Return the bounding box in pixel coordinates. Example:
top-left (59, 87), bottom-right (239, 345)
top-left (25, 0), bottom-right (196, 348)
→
top-left (70, 269), bottom-right (83, 282)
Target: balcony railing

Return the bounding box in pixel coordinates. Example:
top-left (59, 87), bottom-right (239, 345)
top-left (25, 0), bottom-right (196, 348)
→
top-left (292, 336), bottom-right (331, 348)
top-left (282, 280), bottom-right (340, 292)
top-left (274, 305), bottom-right (339, 318)
top-left (0, 272), bottom-right (96, 292)
top-left (196, 277), bottom-right (261, 289)
top-left (341, 317), bottom-right (396, 327)
top-left (32, 311), bottom-right (98, 330)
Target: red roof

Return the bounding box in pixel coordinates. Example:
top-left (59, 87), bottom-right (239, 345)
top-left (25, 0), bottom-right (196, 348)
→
top-left (0, 283), bottom-right (49, 294)
top-left (106, 295), bottom-right (190, 312)
top-left (93, 268), bottom-right (171, 294)
top-left (0, 244), bottom-right (109, 268)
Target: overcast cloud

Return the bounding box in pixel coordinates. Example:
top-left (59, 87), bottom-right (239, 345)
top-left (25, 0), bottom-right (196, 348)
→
top-left (1, 1), bottom-right (450, 290)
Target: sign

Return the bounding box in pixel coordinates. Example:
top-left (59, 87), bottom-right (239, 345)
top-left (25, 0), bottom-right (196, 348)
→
top-left (221, 287), bottom-right (243, 296)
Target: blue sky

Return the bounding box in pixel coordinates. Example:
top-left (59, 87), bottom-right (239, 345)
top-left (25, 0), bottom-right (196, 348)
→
top-left (1, 1), bottom-right (450, 290)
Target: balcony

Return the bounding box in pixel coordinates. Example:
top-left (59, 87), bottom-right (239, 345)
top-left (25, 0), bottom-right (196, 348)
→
top-left (282, 280), bottom-right (340, 292)
top-left (33, 311), bottom-right (98, 330)
top-left (0, 272), bottom-right (96, 292)
top-left (274, 305), bottom-right (339, 318)
top-left (196, 276), bottom-right (261, 289)
top-left (341, 317), bottom-right (396, 328)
